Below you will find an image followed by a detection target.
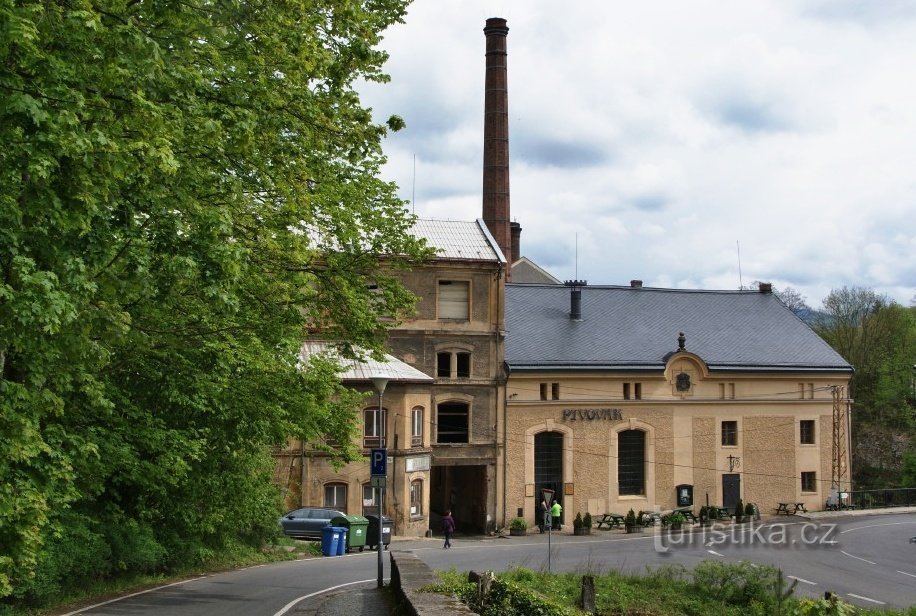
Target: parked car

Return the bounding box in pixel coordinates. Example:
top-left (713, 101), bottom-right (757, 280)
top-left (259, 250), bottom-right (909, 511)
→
top-left (279, 507), bottom-right (345, 539)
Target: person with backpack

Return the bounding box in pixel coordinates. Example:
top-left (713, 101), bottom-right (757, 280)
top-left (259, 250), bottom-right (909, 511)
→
top-left (441, 510), bottom-right (456, 548)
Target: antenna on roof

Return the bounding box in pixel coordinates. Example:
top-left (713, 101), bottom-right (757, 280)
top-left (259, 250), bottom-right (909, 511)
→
top-left (575, 232), bottom-right (579, 280)
top-left (412, 154), bottom-right (416, 214)
top-left (737, 240), bottom-right (743, 289)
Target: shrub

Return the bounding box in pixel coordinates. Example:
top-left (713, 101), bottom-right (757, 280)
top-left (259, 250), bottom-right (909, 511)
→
top-left (582, 512), bottom-right (592, 528)
top-left (734, 498), bottom-right (745, 519)
top-left (692, 560), bottom-right (784, 608)
top-left (573, 513), bottom-right (583, 529)
top-left (664, 512), bottom-right (686, 527)
top-left (745, 502), bottom-right (756, 517)
top-left (624, 509), bottom-right (637, 527)
top-left (509, 517), bottom-right (527, 531)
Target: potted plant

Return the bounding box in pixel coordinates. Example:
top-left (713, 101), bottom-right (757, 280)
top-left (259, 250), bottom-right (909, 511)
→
top-left (745, 502), bottom-right (757, 521)
top-left (509, 517), bottom-right (528, 536)
top-left (734, 498), bottom-right (746, 522)
top-left (573, 512), bottom-right (585, 535)
top-left (699, 505), bottom-right (710, 526)
top-left (624, 509), bottom-right (639, 533)
top-left (583, 512), bottom-right (593, 535)
top-left (664, 511), bottom-right (687, 531)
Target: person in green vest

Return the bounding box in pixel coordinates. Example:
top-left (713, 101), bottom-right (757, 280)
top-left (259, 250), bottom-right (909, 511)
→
top-left (550, 499), bottom-right (562, 531)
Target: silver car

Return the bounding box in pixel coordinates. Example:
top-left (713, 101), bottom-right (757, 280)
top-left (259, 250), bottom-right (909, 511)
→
top-left (279, 507), bottom-right (345, 539)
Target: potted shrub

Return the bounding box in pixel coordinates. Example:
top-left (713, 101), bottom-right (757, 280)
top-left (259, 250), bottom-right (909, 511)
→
top-left (583, 512), bottom-right (593, 535)
top-left (734, 498), bottom-right (746, 522)
top-left (745, 502), bottom-right (757, 521)
top-left (624, 509), bottom-right (639, 533)
top-left (699, 505), bottom-right (710, 526)
top-left (509, 517), bottom-right (528, 536)
top-left (664, 511), bottom-right (687, 531)
top-left (573, 512), bottom-right (585, 535)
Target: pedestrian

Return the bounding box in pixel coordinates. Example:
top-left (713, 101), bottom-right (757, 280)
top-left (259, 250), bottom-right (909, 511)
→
top-left (550, 499), bottom-right (563, 531)
top-left (441, 510), bottom-right (456, 549)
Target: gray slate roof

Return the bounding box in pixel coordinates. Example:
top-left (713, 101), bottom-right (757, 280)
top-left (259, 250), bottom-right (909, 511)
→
top-left (299, 341), bottom-right (433, 383)
top-left (505, 284), bottom-right (852, 373)
top-left (411, 218), bottom-right (506, 263)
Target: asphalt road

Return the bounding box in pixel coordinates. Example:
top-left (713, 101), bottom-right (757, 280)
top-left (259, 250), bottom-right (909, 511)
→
top-left (58, 512), bottom-right (916, 615)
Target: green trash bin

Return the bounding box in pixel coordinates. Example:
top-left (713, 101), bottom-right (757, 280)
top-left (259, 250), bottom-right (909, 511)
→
top-left (330, 515), bottom-right (369, 553)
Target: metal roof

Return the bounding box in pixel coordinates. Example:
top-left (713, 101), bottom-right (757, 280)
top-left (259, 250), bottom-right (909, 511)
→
top-left (299, 341), bottom-right (433, 383)
top-left (411, 219), bottom-right (506, 263)
top-left (505, 284), bottom-right (852, 373)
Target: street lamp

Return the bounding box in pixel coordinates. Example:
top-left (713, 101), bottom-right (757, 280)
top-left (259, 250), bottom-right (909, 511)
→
top-left (370, 374), bottom-right (389, 588)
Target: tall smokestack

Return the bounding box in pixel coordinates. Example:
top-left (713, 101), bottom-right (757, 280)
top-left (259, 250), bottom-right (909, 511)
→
top-left (510, 221), bottom-right (521, 263)
top-left (482, 18), bottom-right (511, 267)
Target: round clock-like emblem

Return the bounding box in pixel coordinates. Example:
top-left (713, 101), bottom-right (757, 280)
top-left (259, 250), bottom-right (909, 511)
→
top-left (675, 372), bottom-right (691, 391)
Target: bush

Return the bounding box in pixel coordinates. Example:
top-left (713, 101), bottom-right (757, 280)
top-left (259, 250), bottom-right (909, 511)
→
top-left (582, 512), bottom-right (592, 528)
top-left (573, 513), bottom-right (583, 529)
top-left (692, 560), bottom-right (784, 608)
top-left (734, 498), bottom-right (745, 519)
top-left (624, 509), bottom-right (637, 527)
top-left (509, 517), bottom-right (528, 531)
top-left (745, 502), bottom-right (756, 517)
top-left (663, 512), bottom-right (686, 527)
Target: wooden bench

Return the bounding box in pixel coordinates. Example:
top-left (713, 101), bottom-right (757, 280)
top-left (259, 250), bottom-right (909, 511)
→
top-left (595, 513), bottom-right (625, 529)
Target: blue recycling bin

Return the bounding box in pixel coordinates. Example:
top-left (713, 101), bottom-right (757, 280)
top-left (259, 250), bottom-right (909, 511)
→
top-left (320, 525), bottom-right (339, 556)
top-left (335, 529), bottom-right (347, 556)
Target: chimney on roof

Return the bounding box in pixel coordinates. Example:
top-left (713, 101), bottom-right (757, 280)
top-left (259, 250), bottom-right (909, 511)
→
top-left (630, 279), bottom-right (643, 288)
top-left (565, 280), bottom-right (586, 320)
top-left (482, 18), bottom-right (512, 272)
top-left (759, 282), bottom-right (773, 294)
top-left (510, 221), bottom-right (521, 263)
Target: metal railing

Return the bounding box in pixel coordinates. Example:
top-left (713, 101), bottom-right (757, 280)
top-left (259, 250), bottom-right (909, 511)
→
top-left (828, 488), bottom-right (916, 510)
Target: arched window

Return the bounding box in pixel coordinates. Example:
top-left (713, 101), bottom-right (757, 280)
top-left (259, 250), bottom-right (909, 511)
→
top-left (324, 482), bottom-right (347, 511)
top-left (618, 430), bottom-right (646, 496)
top-left (411, 406), bottom-right (424, 447)
top-left (410, 480), bottom-right (423, 516)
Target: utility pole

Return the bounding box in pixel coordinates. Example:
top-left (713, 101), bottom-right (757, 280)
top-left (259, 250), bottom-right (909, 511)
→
top-left (831, 385), bottom-right (848, 491)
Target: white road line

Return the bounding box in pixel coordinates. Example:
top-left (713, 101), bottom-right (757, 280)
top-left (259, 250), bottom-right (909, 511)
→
top-left (840, 522), bottom-right (915, 534)
top-left (848, 593), bottom-right (885, 605)
top-left (787, 575), bottom-right (817, 586)
top-left (706, 549), bottom-right (724, 557)
top-left (58, 577), bottom-right (209, 615)
top-left (273, 578), bottom-right (376, 616)
top-left (897, 570), bottom-right (916, 579)
top-left (840, 550), bottom-right (876, 565)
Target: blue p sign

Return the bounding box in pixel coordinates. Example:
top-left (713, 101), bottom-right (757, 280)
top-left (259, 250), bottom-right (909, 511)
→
top-left (370, 448), bottom-right (387, 476)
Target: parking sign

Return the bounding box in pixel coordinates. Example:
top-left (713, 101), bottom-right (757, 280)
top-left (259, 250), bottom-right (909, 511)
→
top-left (370, 448), bottom-right (387, 476)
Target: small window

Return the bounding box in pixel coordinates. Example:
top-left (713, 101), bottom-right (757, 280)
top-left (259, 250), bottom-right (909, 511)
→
top-left (362, 483), bottom-right (379, 516)
top-left (728, 383), bottom-right (735, 399)
top-left (721, 421), bottom-right (737, 447)
top-left (634, 383), bottom-right (642, 400)
top-left (551, 383), bottom-right (560, 400)
top-left (436, 402), bottom-right (469, 443)
top-left (623, 383), bottom-right (631, 400)
top-left (324, 483), bottom-right (347, 510)
top-left (456, 352), bottom-right (471, 378)
top-left (410, 480), bottom-right (423, 516)
top-left (801, 471), bottom-right (817, 493)
top-left (719, 383), bottom-right (726, 399)
top-left (363, 407), bottom-right (386, 448)
top-left (438, 280), bottom-right (469, 320)
top-left (437, 352), bottom-right (451, 377)
top-left (411, 406), bottom-right (424, 447)
top-left (540, 383), bottom-right (548, 401)
top-left (800, 420), bottom-right (815, 445)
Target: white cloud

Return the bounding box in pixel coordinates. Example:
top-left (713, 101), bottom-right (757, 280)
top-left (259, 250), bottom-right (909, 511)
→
top-left (360, 0), bottom-right (916, 304)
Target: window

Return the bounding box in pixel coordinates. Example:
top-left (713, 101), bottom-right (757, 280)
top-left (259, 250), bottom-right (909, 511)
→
top-left (801, 471), bottom-right (817, 492)
top-left (362, 483), bottom-right (379, 516)
top-left (623, 383), bottom-right (630, 400)
top-left (800, 420), bottom-right (815, 444)
top-left (410, 480), bottom-right (423, 516)
top-left (634, 383), bottom-right (642, 400)
top-left (551, 383), bottom-right (560, 400)
top-left (618, 430), bottom-right (646, 495)
top-left (437, 351), bottom-right (472, 378)
top-left (623, 382), bottom-right (642, 400)
top-left (363, 407), bottom-right (387, 447)
top-left (437, 352), bottom-right (450, 377)
top-left (436, 401), bottom-right (469, 443)
top-left (540, 383), bottom-right (548, 400)
top-left (798, 383), bottom-right (814, 399)
top-left (411, 406), bottom-right (424, 447)
top-left (325, 482), bottom-right (347, 510)
top-left (438, 280), bottom-right (469, 320)
top-left (719, 383), bottom-right (736, 399)
top-left (721, 421), bottom-right (738, 447)
top-left (456, 352), bottom-right (471, 378)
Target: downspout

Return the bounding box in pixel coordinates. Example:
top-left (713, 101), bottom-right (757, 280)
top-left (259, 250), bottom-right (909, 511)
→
top-left (502, 360), bottom-right (511, 529)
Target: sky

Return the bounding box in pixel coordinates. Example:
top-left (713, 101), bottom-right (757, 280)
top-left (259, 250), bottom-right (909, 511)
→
top-left (358, 1), bottom-right (916, 307)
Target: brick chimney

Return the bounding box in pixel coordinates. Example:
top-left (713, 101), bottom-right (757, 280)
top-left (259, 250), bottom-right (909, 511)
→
top-left (482, 18), bottom-right (512, 267)
top-left (630, 280), bottom-right (643, 288)
top-left (758, 282), bottom-right (773, 294)
top-left (510, 221), bottom-right (521, 263)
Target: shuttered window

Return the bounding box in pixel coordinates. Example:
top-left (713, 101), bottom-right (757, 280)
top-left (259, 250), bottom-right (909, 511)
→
top-left (438, 281), bottom-right (469, 320)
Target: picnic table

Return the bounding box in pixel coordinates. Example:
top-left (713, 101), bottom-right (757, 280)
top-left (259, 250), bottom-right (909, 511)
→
top-left (595, 513), bottom-right (625, 529)
top-left (775, 502), bottom-right (807, 515)
top-left (639, 511), bottom-right (662, 526)
top-left (674, 507), bottom-right (698, 523)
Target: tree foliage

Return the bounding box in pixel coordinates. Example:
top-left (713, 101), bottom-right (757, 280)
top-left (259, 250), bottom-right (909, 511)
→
top-left (1, 0), bottom-right (422, 604)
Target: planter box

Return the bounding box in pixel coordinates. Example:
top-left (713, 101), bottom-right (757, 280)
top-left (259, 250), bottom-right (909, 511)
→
top-left (625, 525), bottom-right (641, 534)
top-left (509, 528), bottom-right (527, 536)
top-left (573, 527), bottom-right (592, 536)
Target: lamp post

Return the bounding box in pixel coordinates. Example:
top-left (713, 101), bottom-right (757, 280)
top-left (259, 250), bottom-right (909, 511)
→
top-left (370, 374), bottom-right (389, 588)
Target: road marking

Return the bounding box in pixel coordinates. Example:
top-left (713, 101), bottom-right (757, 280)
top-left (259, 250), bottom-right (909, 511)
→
top-left (839, 522), bottom-right (915, 534)
top-left (848, 593), bottom-right (885, 605)
top-left (58, 577), bottom-right (208, 615)
top-left (897, 570), bottom-right (916, 579)
top-left (840, 550), bottom-right (876, 565)
top-left (787, 575), bottom-right (816, 586)
top-left (273, 578), bottom-right (376, 616)
top-left (706, 549), bottom-right (724, 557)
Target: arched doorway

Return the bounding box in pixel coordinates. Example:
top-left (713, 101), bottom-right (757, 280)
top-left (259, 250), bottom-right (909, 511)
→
top-left (535, 431), bottom-right (564, 527)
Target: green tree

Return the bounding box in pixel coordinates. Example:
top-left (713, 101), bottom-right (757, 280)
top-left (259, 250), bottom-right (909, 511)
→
top-left (1, 0), bottom-right (423, 603)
